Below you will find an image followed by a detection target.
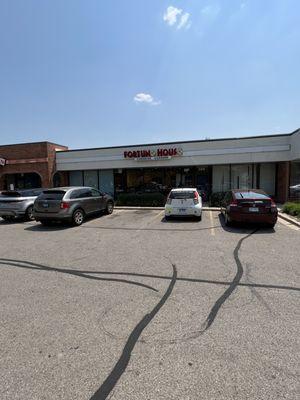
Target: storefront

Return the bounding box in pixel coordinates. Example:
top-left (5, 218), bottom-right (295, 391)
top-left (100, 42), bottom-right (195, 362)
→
top-left (0, 142), bottom-right (68, 191)
top-left (56, 129), bottom-right (300, 203)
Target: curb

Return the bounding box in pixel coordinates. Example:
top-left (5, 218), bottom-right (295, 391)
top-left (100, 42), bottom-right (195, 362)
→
top-left (278, 212), bottom-right (300, 228)
top-left (115, 206), bottom-right (221, 211)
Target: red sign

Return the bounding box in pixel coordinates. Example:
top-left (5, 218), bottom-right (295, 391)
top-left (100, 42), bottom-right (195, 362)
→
top-left (124, 148), bottom-right (183, 159)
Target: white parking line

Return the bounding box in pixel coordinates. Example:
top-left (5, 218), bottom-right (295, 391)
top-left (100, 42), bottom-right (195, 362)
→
top-left (209, 211), bottom-right (215, 236)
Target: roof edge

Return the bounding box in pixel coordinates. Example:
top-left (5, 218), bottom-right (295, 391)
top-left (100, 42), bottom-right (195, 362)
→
top-left (57, 130), bottom-right (299, 154)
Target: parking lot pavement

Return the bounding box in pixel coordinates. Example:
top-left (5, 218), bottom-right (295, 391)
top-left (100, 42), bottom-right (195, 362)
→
top-left (0, 211), bottom-right (299, 400)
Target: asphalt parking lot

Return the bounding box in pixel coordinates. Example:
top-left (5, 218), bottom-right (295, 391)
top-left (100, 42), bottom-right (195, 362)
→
top-left (0, 210), bottom-right (299, 400)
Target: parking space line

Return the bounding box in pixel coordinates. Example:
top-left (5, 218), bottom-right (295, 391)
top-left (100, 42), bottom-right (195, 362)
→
top-left (278, 218), bottom-right (300, 231)
top-left (209, 211), bottom-right (215, 236)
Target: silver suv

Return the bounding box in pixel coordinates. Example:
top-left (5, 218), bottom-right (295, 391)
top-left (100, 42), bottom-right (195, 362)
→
top-left (0, 188), bottom-right (44, 222)
top-left (33, 186), bottom-right (114, 226)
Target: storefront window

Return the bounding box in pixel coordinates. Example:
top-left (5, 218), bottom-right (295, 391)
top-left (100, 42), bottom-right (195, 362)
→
top-left (84, 170), bottom-right (98, 188)
top-left (69, 171), bottom-right (83, 186)
top-left (212, 165), bottom-right (230, 192)
top-left (259, 163), bottom-right (275, 196)
top-left (290, 161), bottom-right (300, 199)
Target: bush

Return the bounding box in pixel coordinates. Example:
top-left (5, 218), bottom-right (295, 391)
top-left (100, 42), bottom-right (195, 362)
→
top-left (209, 192), bottom-right (226, 207)
top-left (282, 202), bottom-right (300, 218)
top-left (116, 192), bottom-right (166, 207)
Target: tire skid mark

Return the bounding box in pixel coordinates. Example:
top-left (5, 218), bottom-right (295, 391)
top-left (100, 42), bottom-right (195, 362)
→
top-left (199, 229), bottom-right (259, 333)
top-left (89, 264), bottom-right (177, 400)
top-left (0, 259), bottom-right (158, 293)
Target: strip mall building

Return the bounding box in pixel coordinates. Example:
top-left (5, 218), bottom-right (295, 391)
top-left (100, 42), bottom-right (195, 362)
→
top-left (1, 129), bottom-right (300, 203)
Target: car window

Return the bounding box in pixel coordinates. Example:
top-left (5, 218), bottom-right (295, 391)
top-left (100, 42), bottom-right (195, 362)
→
top-left (236, 191), bottom-right (270, 200)
top-left (39, 190), bottom-right (66, 200)
top-left (91, 189), bottom-right (101, 197)
top-left (169, 191), bottom-right (196, 199)
top-left (78, 189), bottom-right (92, 198)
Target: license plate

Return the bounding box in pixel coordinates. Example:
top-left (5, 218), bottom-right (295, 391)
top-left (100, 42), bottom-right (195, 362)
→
top-left (179, 208), bottom-right (186, 212)
top-left (42, 202), bottom-right (49, 208)
top-left (249, 207), bottom-right (259, 212)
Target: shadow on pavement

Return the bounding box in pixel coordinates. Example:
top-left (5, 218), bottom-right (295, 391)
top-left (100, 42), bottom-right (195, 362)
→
top-left (218, 213), bottom-right (276, 234)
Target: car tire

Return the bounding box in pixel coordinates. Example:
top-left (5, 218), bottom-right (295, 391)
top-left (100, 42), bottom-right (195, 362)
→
top-left (196, 214), bottom-right (202, 221)
top-left (165, 215), bottom-right (171, 221)
top-left (105, 201), bottom-right (114, 215)
top-left (224, 212), bottom-right (232, 226)
top-left (25, 205), bottom-right (35, 221)
top-left (268, 223), bottom-right (276, 229)
top-left (72, 209), bottom-right (85, 226)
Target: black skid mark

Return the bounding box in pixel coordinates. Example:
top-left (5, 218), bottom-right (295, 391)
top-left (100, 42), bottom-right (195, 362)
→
top-left (0, 259), bottom-right (158, 293)
top-left (89, 264), bottom-right (177, 400)
top-left (199, 229), bottom-right (258, 333)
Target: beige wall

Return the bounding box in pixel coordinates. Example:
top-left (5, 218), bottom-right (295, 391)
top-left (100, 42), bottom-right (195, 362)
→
top-left (56, 133), bottom-right (297, 171)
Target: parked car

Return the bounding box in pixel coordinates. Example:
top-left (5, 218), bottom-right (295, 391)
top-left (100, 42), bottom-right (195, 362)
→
top-left (33, 186), bottom-right (114, 226)
top-left (0, 188), bottom-right (44, 222)
top-left (221, 189), bottom-right (278, 227)
top-left (164, 188), bottom-right (202, 220)
top-left (290, 184), bottom-right (300, 194)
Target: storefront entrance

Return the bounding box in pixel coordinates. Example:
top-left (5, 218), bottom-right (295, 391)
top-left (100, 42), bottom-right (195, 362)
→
top-left (114, 166), bottom-right (212, 200)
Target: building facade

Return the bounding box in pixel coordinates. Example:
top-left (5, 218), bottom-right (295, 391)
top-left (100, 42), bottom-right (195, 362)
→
top-left (56, 129), bottom-right (300, 203)
top-left (0, 142), bottom-right (68, 191)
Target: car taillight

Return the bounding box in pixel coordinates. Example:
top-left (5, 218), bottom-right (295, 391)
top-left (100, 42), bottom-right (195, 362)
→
top-left (166, 198), bottom-right (172, 205)
top-left (193, 191), bottom-right (199, 204)
top-left (60, 201), bottom-right (70, 209)
top-left (270, 200), bottom-right (277, 212)
top-left (229, 199), bottom-right (238, 207)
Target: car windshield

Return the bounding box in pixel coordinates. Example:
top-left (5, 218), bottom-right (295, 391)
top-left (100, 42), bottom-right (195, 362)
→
top-left (38, 190), bottom-right (65, 200)
top-left (236, 191), bottom-right (270, 200)
top-left (169, 191), bottom-right (195, 199)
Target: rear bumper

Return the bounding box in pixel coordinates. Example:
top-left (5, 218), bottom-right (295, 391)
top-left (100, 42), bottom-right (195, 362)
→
top-left (0, 210), bottom-right (25, 217)
top-left (33, 212), bottom-right (71, 221)
top-left (229, 212), bottom-right (278, 224)
top-left (165, 206), bottom-right (202, 217)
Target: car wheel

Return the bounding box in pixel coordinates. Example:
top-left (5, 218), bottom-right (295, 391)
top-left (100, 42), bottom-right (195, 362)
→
top-left (165, 215), bottom-right (170, 221)
top-left (225, 212), bottom-right (232, 226)
top-left (196, 214), bottom-right (202, 221)
top-left (25, 206), bottom-right (35, 221)
top-left (105, 201), bottom-right (114, 215)
top-left (268, 223), bottom-right (276, 228)
top-left (72, 209), bottom-right (84, 226)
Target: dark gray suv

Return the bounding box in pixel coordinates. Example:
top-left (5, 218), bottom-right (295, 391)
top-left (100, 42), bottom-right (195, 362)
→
top-left (33, 186), bottom-right (114, 226)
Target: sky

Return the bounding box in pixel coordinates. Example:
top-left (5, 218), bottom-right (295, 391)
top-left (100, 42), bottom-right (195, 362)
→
top-left (0, 0), bottom-right (299, 149)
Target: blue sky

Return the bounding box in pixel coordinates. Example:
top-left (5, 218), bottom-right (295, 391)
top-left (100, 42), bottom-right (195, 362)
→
top-left (0, 0), bottom-right (299, 148)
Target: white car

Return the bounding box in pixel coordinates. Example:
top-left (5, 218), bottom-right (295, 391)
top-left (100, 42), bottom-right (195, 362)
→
top-left (164, 188), bottom-right (202, 220)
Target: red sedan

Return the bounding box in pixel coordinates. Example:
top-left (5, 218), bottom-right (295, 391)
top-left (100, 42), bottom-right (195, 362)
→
top-left (221, 189), bottom-right (278, 228)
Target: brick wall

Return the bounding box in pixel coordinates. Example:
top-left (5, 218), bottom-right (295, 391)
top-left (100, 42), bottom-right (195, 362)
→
top-left (0, 142), bottom-right (68, 190)
top-left (276, 162), bottom-right (290, 203)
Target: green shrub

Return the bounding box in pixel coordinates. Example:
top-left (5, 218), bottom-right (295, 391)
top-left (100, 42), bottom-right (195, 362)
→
top-left (209, 192), bottom-right (226, 207)
top-left (116, 192), bottom-right (166, 207)
top-left (282, 202), bottom-right (300, 217)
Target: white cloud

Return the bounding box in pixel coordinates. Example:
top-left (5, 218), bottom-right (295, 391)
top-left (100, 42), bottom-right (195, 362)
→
top-left (163, 6), bottom-right (191, 30)
top-left (163, 6), bottom-right (182, 26)
top-left (134, 93), bottom-right (161, 106)
top-left (177, 12), bottom-right (191, 30)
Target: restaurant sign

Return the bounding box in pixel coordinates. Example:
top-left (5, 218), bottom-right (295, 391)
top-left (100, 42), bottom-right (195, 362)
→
top-left (0, 157), bottom-right (6, 167)
top-left (124, 147), bottom-right (183, 160)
